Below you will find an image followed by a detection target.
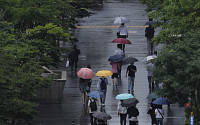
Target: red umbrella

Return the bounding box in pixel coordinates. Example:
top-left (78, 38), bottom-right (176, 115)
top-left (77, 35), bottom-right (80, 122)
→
top-left (112, 38), bottom-right (132, 44)
top-left (77, 68), bottom-right (94, 79)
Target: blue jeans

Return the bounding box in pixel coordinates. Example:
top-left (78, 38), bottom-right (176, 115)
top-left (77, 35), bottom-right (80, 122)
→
top-left (128, 76), bottom-right (135, 92)
top-left (100, 91), bottom-right (106, 104)
top-left (156, 118), bottom-right (163, 125)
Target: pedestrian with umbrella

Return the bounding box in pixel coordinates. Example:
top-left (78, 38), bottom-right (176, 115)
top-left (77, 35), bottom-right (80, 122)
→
top-left (117, 23), bottom-right (129, 51)
top-left (77, 68), bottom-right (95, 105)
top-left (88, 96), bottom-right (99, 125)
top-left (114, 44), bottom-right (125, 78)
top-left (96, 70), bottom-right (112, 107)
top-left (155, 105), bottom-right (164, 125)
top-left (118, 100), bottom-right (128, 125)
top-left (125, 62), bottom-right (137, 93)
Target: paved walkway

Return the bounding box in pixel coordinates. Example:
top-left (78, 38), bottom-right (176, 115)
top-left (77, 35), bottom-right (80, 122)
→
top-left (33, 0), bottom-right (185, 125)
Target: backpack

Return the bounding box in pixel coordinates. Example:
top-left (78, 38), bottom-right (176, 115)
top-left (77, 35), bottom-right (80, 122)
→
top-left (90, 99), bottom-right (97, 111)
top-left (100, 78), bottom-right (107, 90)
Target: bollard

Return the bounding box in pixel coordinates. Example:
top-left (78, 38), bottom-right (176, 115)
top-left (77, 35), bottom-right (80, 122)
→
top-left (190, 112), bottom-right (194, 125)
top-left (71, 120), bottom-right (74, 125)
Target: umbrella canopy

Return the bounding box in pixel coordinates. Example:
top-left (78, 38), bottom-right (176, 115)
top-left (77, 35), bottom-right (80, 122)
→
top-left (152, 98), bottom-right (171, 105)
top-left (108, 54), bottom-right (124, 62)
top-left (145, 20), bottom-right (157, 25)
top-left (147, 92), bottom-right (160, 99)
top-left (114, 16), bottom-right (130, 24)
top-left (88, 91), bottom-right (105, 99)
top-left (96, 70), bottom-right (113, 76)
top-left (112, 38), bottom-right (132, 44)
top-left (121, 98), bottom-right (139, 107)
top-left (123, 57), bottom-right (138, 64)
top-left (142, 55), bottom-right (157, 62)
top-left (77, 68), bottom-right (94, 79)
top-left (115, 93), bottom-right (135, 100)
top-left (93, 112), bottom-right (112, 121)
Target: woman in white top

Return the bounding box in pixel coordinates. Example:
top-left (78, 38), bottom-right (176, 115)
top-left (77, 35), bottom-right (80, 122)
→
top-left (118, 100), bottom-right (127, 125)
top-left (155, 105), bottom-right (164, 125)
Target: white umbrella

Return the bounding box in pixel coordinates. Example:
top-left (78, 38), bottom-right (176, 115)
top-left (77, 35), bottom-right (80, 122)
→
top-left (142, 55), bottom-right (157, 62)
top-left (114, 16), bottom-right (130, 24)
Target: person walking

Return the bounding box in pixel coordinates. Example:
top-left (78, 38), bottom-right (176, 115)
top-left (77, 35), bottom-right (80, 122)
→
top-left (145, 19), bottom-right (155, 55)
top-left (86, 65), bottom-right (92, 93)
top-left (118, 100), bottom-right (127, 125)
top-left (68, 45), bottom-right (81, 72)
top-left (97, 76), bottom-right (108, 106)
top-left (127, 106), bottom-right (139, 125)
top-left (117, 23), bottom-right (128, 51)
top-left (110, 62), bottom-right (119, 87)
top-left (79, 78), bottom-right (87, 105)
top-left (155, 105), bottom-right (164, 125)
top-left (88, 97), bottom-right (99, 125)
top-left (146, 60), bottom-right (155, 92)
top-left (147, 99), bottom-right (156, 125)
top-left (125, 63), bottom-right (137, 93)
top-left (114, 44), bottom-right (125, 78)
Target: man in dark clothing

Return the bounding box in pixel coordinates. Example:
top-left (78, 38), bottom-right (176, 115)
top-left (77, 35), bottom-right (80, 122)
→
top-left (145, 23), bottom-right (155, 55)
top-left (125, 63), bottom-right (137, 93)
top-left (127, 106), bottom-right (139, 125)
top-left (68, 45), bottom-right (81, 72)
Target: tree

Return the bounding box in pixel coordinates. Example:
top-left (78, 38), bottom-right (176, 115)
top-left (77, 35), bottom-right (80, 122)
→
top-left (153, 30), bottom-right (200, 124)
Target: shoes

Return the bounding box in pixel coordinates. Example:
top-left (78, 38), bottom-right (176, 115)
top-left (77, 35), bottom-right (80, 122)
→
top-left (102, 104), bottom-right (105, 107)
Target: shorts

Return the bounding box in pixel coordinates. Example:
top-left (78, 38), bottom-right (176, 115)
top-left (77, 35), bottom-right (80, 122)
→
top-left (112, 73), bottom-right (119, 79)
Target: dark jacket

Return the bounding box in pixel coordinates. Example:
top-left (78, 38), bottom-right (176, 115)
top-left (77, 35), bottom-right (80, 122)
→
top-left (68, 48), bottom-right (80, 62)
top-left (127, 106), bottom-right (139, 118)
top-left (145, 26), bottom-right (155, 38)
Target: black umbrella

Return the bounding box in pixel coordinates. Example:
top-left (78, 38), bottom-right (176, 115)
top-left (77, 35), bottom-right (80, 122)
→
top-left (145, 20), bottom-right (157, 25)
top-left (122, 57), bottom-right (138, 64)
top-left (92, 112), bottom-right (112, 121)
top-left (121, 98), bottom-right (139, 107)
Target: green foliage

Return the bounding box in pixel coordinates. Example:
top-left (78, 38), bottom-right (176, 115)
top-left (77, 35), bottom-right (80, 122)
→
top-left (153, 30), bottom-right (200, 123)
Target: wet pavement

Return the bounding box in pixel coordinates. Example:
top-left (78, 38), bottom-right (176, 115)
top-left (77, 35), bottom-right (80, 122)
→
top-left (33, 0), bottom-right (185, 125)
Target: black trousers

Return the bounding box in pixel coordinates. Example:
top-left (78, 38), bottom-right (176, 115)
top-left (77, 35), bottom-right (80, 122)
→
top-left (120, 113), bottom-right (127, 125)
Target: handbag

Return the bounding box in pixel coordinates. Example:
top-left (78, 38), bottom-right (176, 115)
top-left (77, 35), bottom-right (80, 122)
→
top-left (66, 59), bottom-right (69, 68)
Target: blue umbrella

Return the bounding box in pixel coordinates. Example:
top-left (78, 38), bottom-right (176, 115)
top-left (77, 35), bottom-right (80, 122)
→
top-left (108, 54), bottom-right (124, 62)
top-left (88, 91), bottom-right (105, 98)
top-left (152, 97), bottom-right (171, 105)
top-left (115, 93), bottom-right (135, 100)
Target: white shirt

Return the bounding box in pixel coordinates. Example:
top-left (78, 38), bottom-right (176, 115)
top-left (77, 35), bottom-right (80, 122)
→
top-left (155, 108), bottom-right (164, 118)
top-left (147, 62), bottom-right (155, 76)
top-left (118, 25), bottom-right (128, 36)
top-left (114, 48), bottom-right (125, 56)
top-left (118, 101), bottom-right (127, 114)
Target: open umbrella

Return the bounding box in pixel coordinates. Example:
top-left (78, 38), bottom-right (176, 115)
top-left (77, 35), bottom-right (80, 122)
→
top-left (123, 57), bottom-right (138, 64)
top-left (147, 92), bottom-right (160, 99)
top-left (121, 98), bottom-right (139, 107)
top-left (142, 55), bottom-right (157, 62)
top-left (77, 68), bottom-right (94, 79)
top-left (96, 70), bottom-right (113, 77)
top-left (145, 20), bottom-right (157, 25)
top-left (108, 54), bottom-right (124, 62)
top-left (112, 38), bottom-right (132, 44)
top-left (93, 112), bottom-right (112, 121)
top-left (88, 91), bottom-right (105, 99)
top-left (114, 16), bottom-right (130, 24)
top-left (152, 97), bottom-right (171, 105)
top-left (115, 93), bottom-right (135, 100)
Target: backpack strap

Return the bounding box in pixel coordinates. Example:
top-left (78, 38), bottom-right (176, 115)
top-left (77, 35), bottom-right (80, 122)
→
top-left (157, 108), bottom-right (164, 119)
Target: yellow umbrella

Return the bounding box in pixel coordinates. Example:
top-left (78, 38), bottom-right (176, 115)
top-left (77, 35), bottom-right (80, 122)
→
top-left (96, 70), bottom-right (113, 76)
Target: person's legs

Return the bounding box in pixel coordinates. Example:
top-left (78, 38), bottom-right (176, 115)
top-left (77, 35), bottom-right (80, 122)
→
top-left (70, 61), bottom-right (74, 71)
top-left (148, 76), bottom-right (152, 92)
top-left (89, 113), bottom-right (94, 125)
top-left (147, 38), bottom-right (151, 55)
top-left (130, 77), bottom-right (135, 92)
top-left (82, 93), bottom-right (86, 104)
top-left (74, 61), bottom-right (78, 71)
top-left (112, 78), bottom-right (115, 87)
top-left (120, 114), bottom-right (123, 125)
top-left (150, 42), bottom-right (154, 55)
top-left (128, 76), bottom-right (132, 92)
top-left (121, 114), bottom-right (127, 125)
top-left (102, 91), bottom-right (106, 105)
